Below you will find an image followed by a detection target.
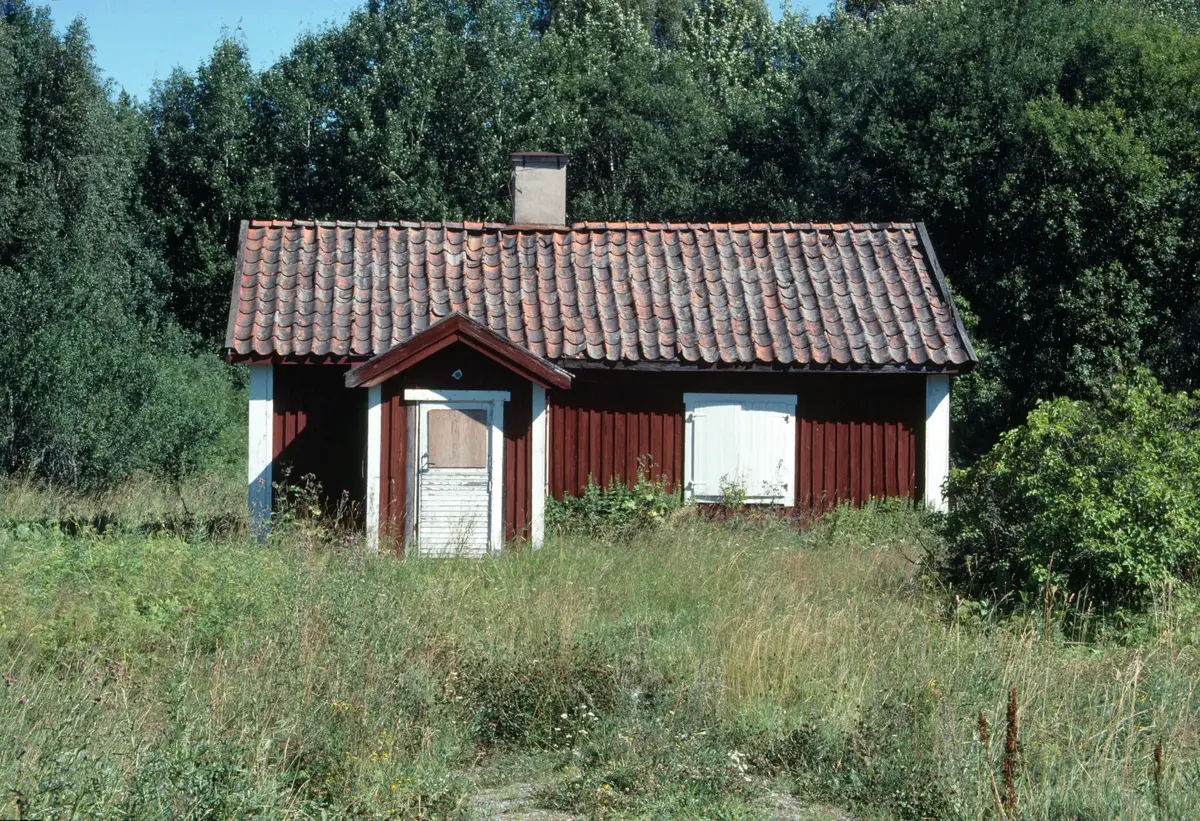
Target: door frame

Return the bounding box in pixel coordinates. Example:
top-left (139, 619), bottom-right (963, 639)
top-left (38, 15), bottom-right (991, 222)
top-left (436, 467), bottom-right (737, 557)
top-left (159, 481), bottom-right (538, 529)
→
top-left (405, 389), bottom-right (509, 552)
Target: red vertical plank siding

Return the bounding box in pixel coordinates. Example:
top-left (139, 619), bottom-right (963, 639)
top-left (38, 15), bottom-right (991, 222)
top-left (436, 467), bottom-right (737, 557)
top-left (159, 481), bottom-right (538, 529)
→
top-left (909, 431), bottom-right (918, 498)
top-left (884, 423), bottom-right (898, 497)
top-left (878, 422), bottom-right (888, 499)
top-left (811, 421), bottom-right (825, 511)
top-left (601, 410), bottom-right (614, 485)
top-left (545, 372), bottom-right (923, 516)
top-left (836, 420), bottom-right (850, 502)
top-left (618, 410), bottom-right (629, 483)
top-left (277, 362), bottom-right (926, 542)
top-left (576, 408), bottom-right (589, 491)
top-left (271, 365), bottom-right (367, 514)
top-left (503, 383), bottom-right (533, 541)
top-left (850, 423), bottom-right (861, 504)
top-left (375, 383), bottom-right (409, 554)
top-left (387, 387), bottom-right (407, 552)
top-left (798, 417), bottom-right (812, 510)
top-left (548, 379), bottom-right (686, 498)
top-left (860, 421), bottom-right (871, 503)
top-left (563, 402), bottom-right (576, 495)
top-left (624, 411), bottom-right (638, 479)
top-left (663, 413), bottom-right (675, 484)
top-left (589, 408), bottom-right (601, 483)
top-left (639, 411), bottom-right (651, 471)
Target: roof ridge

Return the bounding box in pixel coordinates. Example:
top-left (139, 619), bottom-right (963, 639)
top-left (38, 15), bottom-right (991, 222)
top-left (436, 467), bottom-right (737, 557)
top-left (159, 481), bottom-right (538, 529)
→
top-left (247, 218), bottom-right (923, 233)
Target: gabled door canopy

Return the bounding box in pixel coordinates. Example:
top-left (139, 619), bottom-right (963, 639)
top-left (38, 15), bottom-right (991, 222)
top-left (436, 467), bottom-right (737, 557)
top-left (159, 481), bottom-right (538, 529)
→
top-left (345, 311), bottom-right (573, 391)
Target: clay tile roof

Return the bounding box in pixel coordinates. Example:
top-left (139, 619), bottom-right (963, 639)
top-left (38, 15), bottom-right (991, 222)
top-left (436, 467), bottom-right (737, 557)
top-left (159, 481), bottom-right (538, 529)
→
top-left (225, 219), bottom-right (977, 370)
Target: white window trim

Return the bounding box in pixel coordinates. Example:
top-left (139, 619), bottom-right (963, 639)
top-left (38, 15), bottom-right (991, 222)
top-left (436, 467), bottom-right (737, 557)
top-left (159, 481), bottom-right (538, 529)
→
top-left (247, 364), bottom-right (273, 539)
top-left (924, 375), bottom-right (950, 512)
top-left (530, 385), bottom-right (548, 549)
top-left (683, 392), bottom-right (797, 505)
top-left (406, 389), bottom-right (508, 553)
top-left (404, 389), bottom-right (511, 403)
top-left (365, 384), bottom-right (383, 551)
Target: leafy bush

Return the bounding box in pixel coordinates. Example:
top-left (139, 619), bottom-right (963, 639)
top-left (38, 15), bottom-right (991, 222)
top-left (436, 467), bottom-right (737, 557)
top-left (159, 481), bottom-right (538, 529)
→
top-left (545, 467), bottom-right (682, 541)
top-left (941, 372), bottom-right (1200, 612)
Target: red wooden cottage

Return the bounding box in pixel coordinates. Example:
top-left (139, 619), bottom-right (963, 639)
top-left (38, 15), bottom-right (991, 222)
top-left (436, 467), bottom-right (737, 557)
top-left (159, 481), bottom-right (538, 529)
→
top-left (226, 152), bottom-right (976, 554)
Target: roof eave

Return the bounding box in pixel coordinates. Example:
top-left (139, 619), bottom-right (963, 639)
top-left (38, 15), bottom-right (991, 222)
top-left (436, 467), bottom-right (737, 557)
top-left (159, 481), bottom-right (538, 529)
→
top-left (223, 219), bottom-right (250, 352)
top-left (916, 222), bottom-right (979, 365)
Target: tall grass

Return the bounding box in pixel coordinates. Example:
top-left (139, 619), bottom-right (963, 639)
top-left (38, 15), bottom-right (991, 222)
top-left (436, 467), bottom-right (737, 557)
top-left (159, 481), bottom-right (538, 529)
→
top-left (0, 471), bottom-right (245, 534)
top-left (0, 507), bottom-right (1196, 819)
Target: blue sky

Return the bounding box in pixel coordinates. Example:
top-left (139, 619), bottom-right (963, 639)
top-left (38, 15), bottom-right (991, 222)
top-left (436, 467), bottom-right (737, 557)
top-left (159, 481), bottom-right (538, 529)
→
top-left (45, 0), bottom-right (830, 101)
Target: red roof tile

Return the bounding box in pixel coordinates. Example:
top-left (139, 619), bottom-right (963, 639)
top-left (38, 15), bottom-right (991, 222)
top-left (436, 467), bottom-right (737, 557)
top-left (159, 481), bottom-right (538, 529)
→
top-left (225, 220), bottom-right (976, 370)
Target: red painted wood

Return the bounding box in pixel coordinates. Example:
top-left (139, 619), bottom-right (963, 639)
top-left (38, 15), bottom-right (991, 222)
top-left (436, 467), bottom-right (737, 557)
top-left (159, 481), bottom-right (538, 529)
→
top-left (878, 420), bottom-right (888, 496)
top-left (836, 420), bottom-right (850, 502)
top-left (279, 365), bottom-right (925, 540)
top-left (798, 417), bottom-right (811, 510)
top-left (884, 422), bottom-right (898, 497)
top-left (345, 312), bottom-right (571, 390)
top-left (601, 409), bottom-right (613, 485)
top-left (271, 365), bottom-right (367, 516)
top-left (377, 383), bottom-right (409, 554)
top-left (589, 407), bottom-right (601, 484)
top-left (547, 371), bottom-right (923, 515)
top-left (850, 422), bottom-right (861, 503)
top-left (503, 383), bottom-right (533, 539)
top-left (614, 413), bottom-right (628, 485)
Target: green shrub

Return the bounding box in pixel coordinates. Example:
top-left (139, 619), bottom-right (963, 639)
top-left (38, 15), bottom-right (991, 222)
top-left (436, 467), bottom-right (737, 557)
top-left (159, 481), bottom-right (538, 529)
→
top-left (545, 466), bottom-right (682, 541)
top-left (941, 372), bottom-right (1200, 612)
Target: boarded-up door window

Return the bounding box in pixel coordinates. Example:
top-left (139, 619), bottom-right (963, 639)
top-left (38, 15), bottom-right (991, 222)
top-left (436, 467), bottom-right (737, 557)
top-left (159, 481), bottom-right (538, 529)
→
top-left (427, 408), bottom-right (488, 468)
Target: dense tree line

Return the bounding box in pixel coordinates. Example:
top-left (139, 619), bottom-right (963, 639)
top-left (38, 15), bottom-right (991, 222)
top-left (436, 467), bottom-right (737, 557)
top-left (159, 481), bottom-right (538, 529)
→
top-left (0, 5), bottom-right (238, 485)
top-left (1, 0), bottom-right (1198, 484)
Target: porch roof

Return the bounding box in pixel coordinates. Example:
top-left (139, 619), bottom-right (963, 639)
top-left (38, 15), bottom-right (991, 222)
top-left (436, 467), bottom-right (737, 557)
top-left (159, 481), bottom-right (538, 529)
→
top-left (344, 311), bottom-right (573, 390)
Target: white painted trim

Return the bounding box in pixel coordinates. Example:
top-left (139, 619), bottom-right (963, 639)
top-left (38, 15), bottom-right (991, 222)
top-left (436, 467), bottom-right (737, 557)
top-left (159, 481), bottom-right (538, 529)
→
top-left (489, 397), bottom-right (505, 553)
top-left (365, 384), bottom-right (383, 551)
top-left (404, 388), bottom-right (511, 403)
top-left (683, 392), bottom-right (798, 411)
top-left (530, 384), bottom-right (547, 549)
top-left (924, 375), bottom-right (951, 512)
top-left (247, 364), bottom-right (273, 538)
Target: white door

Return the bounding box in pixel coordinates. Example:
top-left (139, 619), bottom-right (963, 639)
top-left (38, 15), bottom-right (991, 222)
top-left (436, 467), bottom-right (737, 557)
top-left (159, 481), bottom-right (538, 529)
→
top-left (415, 401), bottom-right (493, 556)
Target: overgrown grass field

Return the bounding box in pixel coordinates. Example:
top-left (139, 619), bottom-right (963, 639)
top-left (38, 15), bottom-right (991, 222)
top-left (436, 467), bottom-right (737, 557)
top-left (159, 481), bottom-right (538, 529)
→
top-left (0, 505), bottom-right (1196, 819)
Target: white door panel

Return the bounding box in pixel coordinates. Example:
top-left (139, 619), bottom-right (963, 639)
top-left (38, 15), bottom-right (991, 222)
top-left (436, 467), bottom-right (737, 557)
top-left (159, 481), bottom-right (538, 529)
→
top-left (416, 402), bottom-right (492, 557)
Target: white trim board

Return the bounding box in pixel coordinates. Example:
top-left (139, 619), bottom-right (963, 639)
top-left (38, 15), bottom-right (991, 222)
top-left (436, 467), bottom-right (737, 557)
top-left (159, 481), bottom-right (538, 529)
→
top-left (365, 384), bottom-right (383, 551)
top-left (530, 384), bottom-right (547, 549)
top-left (488, 398), bottom-right (505, 552)
top-left (924, 375), bottom-right (950, 512)
top-left (404, 389), bottom-right (511, 403)
top-left (683, 392), bottom-right (798, 410)
top-left (247, 364), bottom-right (273, 539)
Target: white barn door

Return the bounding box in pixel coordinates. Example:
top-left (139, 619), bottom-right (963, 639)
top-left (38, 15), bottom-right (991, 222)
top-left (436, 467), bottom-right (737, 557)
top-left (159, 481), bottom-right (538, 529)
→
top-left (415, 401), bottom-right (493, 556)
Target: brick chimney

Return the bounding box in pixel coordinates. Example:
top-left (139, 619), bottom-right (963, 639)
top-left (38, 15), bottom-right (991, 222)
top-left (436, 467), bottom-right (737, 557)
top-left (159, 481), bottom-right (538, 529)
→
top-left (510, 152), bottom-right (568, 225)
